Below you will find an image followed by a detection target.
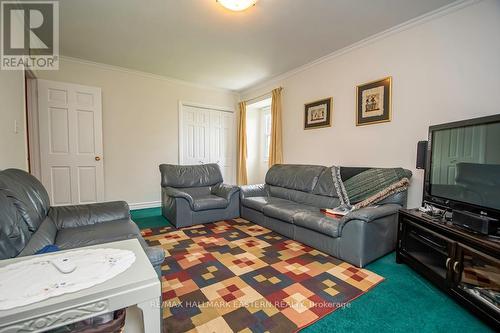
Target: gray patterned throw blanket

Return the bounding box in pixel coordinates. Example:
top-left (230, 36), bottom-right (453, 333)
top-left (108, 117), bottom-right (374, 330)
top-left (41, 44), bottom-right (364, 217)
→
top-left (332, 166), bottom-right (412, 211)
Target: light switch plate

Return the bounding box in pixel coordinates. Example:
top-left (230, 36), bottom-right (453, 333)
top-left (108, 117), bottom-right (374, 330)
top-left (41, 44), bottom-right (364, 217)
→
top-left (14, 120), bottom-right (19, 134)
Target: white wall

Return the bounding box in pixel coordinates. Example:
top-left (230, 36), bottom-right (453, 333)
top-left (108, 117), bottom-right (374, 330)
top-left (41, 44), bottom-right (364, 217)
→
top-left (35, 59), bottom-right (238, 207)
top-left (241, 0), bottom-right (500, 208)
top-left (0, 70), bottom-right (27, 170)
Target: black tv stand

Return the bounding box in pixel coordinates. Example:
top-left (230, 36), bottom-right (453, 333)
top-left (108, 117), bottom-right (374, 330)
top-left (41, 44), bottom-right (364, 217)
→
top-left (397, 208), bottom-right (500, 330)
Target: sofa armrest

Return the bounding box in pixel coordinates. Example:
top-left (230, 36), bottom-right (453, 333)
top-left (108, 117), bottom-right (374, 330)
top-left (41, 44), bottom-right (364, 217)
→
top-left (211, 183), bottom-right (240, 201)
top-left (49, 201), bottom-right (130, 230)
top-left (340, 204), bottom-right (401, 224)
top-left (144, 246), bottom-right (165, 268)
top-left (163, 187), bottom-right (194, 207)
top-left (240, 184), bottom-right (268, 200)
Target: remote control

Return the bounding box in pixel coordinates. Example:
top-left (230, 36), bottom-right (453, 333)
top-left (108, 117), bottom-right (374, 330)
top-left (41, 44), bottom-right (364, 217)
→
top-left (51, 257), bottom-right (77, 274)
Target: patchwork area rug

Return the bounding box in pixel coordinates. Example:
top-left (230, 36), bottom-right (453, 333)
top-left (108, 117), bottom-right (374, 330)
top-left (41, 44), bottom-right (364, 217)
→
top-left (141, 218), bottom-right (384, 333)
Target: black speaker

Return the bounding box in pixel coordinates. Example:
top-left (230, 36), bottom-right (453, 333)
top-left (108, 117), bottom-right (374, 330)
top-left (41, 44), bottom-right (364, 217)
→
top-left (453, 210), bottom-right (499, 235)
top-left (416, 141), bottom-right (427, 169)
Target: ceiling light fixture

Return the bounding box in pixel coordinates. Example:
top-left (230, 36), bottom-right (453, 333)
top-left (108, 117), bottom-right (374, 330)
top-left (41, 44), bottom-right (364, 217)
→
top-left (217, 0), bottom-right (258, 12)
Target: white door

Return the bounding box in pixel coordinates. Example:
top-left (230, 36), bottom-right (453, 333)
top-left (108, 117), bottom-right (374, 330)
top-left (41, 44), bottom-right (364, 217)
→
top-left (181, 105), bottom-right (211, 165)
top-left (37, 79), bottom-right (104, 205)
top-left (180, 104), bottom-right (236, 184)
top-left (210, 111), bottom-right (235, 183)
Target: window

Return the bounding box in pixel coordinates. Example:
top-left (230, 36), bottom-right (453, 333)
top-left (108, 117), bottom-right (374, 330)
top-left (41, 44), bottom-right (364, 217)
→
top-left (263, 108), bottom-right (271, 161)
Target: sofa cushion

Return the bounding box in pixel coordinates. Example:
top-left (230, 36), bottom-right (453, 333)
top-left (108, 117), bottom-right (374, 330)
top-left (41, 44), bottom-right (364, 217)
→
top-left (241, 196), bottom-right (290, 212)
top-left (55, 219), bottom-right (142, 249)
top-left (312, 166), bottom-right (372, 196)
top-left (293, 211), bottom-right (342, 238)
top-left (159, 163), bottom-right (223, 188)
top-left (311, 167), bottom-right (337, 197)
top-left (262, 201), bottom-right (318, 224)
top-left (340, 167), bottom-right (372, 181)
top-left (269, 186), bottom-right (339, 209)
top-left (48, 201), bottom-right (130, 229)
top-left (192, 195), bottom-right (228, 211)
top-left (55, 219), bottom-right (165, 270)
top-left (0, 169), bottom-right (50, 232)
top-left (18, 217), bottom-right (58, 257)
top-left (265, 164), bottom-right (326, 193)
top-left (0, 191), bottom-right (32, 259)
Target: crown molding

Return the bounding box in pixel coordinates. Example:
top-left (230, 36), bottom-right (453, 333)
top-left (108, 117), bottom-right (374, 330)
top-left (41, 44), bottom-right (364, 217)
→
top-left (239, 0), bottom-right (479, 96)
top-left (59, 56), bottom-right (239, 95)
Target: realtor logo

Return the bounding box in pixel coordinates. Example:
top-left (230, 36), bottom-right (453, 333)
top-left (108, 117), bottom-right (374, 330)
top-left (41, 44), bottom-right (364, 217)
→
top-left (1, 1), bottom-right (59, 70)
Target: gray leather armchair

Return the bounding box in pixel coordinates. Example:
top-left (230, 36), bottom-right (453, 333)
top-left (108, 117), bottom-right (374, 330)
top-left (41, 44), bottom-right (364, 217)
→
top-left (159, 164), bottom-right (240, 228)
top-left (0, 169), bottom-right (165, 277)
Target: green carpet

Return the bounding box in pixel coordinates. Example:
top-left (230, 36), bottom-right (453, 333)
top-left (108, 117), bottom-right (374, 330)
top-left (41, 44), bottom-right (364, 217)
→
top-left (131, 208), bottom-right (491, 333)
top-left (131, 207), bottom-right (168, 229)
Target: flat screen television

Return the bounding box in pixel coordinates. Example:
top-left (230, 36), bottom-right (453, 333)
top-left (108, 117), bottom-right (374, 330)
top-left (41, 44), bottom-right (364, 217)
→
top-left (424, 114), bottom-right (500, 220)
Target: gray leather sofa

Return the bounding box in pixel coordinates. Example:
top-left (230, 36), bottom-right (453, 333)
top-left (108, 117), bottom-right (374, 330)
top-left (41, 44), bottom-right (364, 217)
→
top-left (0, 169), bottom-right (165, 277)
top-left (240, 164), bottom-right (409, 267)
top-left (160, 164), bottom-right (240, 228)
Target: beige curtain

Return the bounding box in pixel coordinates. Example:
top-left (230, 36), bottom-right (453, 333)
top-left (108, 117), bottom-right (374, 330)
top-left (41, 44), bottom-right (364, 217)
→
top-left (269, 87), bottom-right (283, 167)
top-left (237, 101), bottom-right (248, 185)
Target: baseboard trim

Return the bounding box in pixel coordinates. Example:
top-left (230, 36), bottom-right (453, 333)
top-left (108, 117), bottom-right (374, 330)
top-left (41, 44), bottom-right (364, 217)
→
top-left (129, 201), bottom-right (161, 210)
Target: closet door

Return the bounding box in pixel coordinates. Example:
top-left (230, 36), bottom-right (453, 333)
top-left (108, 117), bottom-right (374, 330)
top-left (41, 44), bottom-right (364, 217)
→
top-left (180, 104), bottom-right (235, 184)
top-left (210, 111), bottom-right (235, 184)
top-left (181, 105), bottom-right (211, 165)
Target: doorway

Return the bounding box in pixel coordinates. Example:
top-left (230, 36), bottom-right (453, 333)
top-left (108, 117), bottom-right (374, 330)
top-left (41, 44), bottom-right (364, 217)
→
top-left (26, 79), bottom-right (105, 205)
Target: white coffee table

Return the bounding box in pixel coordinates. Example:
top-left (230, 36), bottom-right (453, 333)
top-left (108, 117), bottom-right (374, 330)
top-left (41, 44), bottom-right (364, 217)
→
top-left (0, 239), bottom-right (162, 333)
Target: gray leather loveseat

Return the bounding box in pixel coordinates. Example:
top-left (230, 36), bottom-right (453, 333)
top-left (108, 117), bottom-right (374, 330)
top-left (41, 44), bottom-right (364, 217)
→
top-left (160, 164), bottom-right (240, 228)
top-left (0, 169), bottom-right (165, 276)
top-left (240, 164), bottom-right (409, 267)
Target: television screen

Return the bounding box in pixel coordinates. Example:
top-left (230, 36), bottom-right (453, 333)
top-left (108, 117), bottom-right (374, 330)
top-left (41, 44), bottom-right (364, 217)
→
top-left (429, 121), bottom-right (500, 211)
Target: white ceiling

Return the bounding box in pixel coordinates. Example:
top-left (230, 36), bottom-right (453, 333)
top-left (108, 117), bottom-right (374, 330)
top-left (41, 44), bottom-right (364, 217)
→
top-left (59, 0), bottom-right (456, 91)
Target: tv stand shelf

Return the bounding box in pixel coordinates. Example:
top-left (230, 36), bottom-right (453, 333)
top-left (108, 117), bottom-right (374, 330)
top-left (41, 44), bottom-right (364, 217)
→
top-left (397, 209), bottom-right (500, 330)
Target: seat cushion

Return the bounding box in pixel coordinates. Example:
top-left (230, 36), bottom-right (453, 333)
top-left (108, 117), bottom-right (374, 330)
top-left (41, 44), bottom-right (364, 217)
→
top-left (241, 196), bottom-right (290, 212)
top-left (55, 219), bottom-right (142, 249)
top-left (262, 201), bottom-right (318, 224)
top-left (192, 195), bottom-right (228, 211)
top-left (293, 211), bottom-right (342, 238)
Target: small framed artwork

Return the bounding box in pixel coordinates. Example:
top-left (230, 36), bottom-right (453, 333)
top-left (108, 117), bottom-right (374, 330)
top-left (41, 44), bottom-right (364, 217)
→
top-left (356, 76), bottom-right (392, 126)
top-left (304, 97), bottom-right (333, 130)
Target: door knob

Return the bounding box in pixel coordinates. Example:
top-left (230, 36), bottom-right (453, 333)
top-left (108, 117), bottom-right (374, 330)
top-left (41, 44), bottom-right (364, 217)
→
top-left (95, 156), bottom-right (101, 161)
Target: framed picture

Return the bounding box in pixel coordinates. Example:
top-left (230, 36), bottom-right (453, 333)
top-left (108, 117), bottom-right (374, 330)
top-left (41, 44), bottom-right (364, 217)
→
top-left (356, 76), bottom-right (392, 126)
top-left (304, 97), bottom-right (333, 130)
